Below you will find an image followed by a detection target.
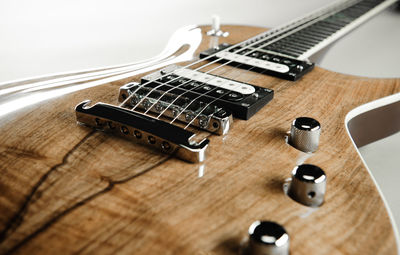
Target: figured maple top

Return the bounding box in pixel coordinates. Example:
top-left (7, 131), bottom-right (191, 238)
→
top-left (0, 25), bottom-right (399, 254)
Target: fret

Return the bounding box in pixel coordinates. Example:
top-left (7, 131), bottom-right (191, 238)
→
top-left (264, 44), bottom-right (304, 55)
top-left (264, 46), bottom-right (301, 57)
top-left (280, 37), bottom-right (315, 49)
top-left (248, 47), bottom-right (300, 60)
top-left (342, 9), bottom-right (368, 18)
top-left (275, 50), bottom-right (300, 58)
top-left (310, 23), bottom-right (339, 33)
top-left (288, 34), bottom-right (320, 45)
top-left (296, 0), bottom-right (395, 59)
top-left (323, 17), bottom-right (350, 27)
top-left (291, 34), bottom-right (322, 45)
top-left (305, 26), bottom-right (334, 37)
top-left (318, 21), bottom-right (343, 30)
top-left (263, 47), bottom-right (300, 58)
top-left (273, 41), bottom-right (302, 50)
top-left (200, 0), bottom-right (396, 80)
top-left (276, 41), bottom-right (311, 52)
top-left (298, 30), bottom-right (328, 41)
top-left (275, 46), bottom-right (307, 56)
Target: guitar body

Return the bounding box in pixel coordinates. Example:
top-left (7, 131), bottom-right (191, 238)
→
top-left (0, 25), bottom-right (398, 254)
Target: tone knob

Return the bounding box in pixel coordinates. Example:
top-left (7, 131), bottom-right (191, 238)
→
top-left (289, 117), bottom-right (321, 153)
top-left (247, 221), bottom-right (289, 255)
top-left (287, 164), bottom-right (326, 207)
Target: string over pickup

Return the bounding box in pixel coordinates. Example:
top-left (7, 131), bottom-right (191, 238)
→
top-left (121, 65), bottom-right (274, 120)
top-left (118, 82), bottom-right (233, 135)
top-left (200, 43), bottom-right (314, 81)
top-left (75, 101), bottom-right (209, 163)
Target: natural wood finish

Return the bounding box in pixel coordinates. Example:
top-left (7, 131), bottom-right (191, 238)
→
top-left (0, 25), bottom-right (399, 254)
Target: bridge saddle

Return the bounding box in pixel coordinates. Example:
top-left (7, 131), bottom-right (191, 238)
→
top-left (75, 64), bottom-right (273, 162)
top-left (75, 101), bottom-right (209, 163)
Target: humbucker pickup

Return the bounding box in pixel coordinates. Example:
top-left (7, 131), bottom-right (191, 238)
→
top-left (75, 101), bottom-right (209, 163)
top-left (75, 65), bottom-right (273, 163)
top-left (200, 43), bottom-right (314, 81)
top-left (119, 82), bottom-right (233, 135)
top-left (120, 65), bottom-right (274, 121)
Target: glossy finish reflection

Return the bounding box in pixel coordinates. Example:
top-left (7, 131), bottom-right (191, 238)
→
top-left (0, 25), bottom-right (202, 123)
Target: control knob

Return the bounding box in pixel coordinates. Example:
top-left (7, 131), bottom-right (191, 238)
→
top-left (247, 221), bottom-right (289, 255)
top-left (289, 117), bottom-right (321, 153)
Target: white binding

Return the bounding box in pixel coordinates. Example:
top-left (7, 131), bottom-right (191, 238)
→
top-left (299, 0), bottom-right (398, 60)
top-left (345, 92), bottom-right (400, 253)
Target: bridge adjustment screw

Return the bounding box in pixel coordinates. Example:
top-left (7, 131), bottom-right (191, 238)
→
top-left (289, 117), bottom-right (321, 153)
top-left (287, 164), bottom-right (326, 207)
top-left (247, 221), bottom-right (289, 255)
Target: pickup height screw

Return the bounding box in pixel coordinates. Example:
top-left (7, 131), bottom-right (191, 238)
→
top-left (172, 107), bottom-right (180, 117)
top-left (161, 141), bottom-right (171, 151)
top-left (134, 130), bottom-right (142, 139)
top-left (148, 136), bottom-right (156, 144)
top-left (120, 126), bottom-right (129, 135)
top-left (130, 95), bottom-right (139, 106)
top-left (155, 102), bottom-right (164, 112)
top-left (142, 99), bottom-right (151, 110)
top-left (107, 121), bottom-right (115, 129)
top-left (185, 111), bottom-right (195, 122)
top-left (198, 115), bottom-right (209, 128)
top-left (95, 118), bottom-right (103, 127)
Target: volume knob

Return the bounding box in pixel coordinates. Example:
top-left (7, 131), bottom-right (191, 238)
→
top-left (289, 117), bottom-right (321, 153)
top-left (287, 164), bottom-right (326, 207)
top-left (247, 221), bottom-right (290, 255)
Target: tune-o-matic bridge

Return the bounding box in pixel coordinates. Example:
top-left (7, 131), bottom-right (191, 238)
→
top-left (200, 43), bottom-right (314, 81)
top-left (75, 101), bottom-right (209, 163)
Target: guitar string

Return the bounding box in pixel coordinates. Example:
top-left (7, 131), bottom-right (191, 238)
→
top-left (168, 62), bottom-right (260, 126)
top-left (136, 0), bottom-right (351, 123)
top-left (150, 59), bottom-right (253, 119)
top-left (165, 0), bottom-right (358, 127)
top-left (121, 0), bottom-right (359, 119)
top-left (124, 57), bottom-right (255, 133)
top-left (118, 0), bottom-right (354, 111)
top-left (143, 13), bottom-right (324, 121)
top-left (182, 65), bottom-right (294, 130)
top-left (181, 67), bottom-right (268, 130)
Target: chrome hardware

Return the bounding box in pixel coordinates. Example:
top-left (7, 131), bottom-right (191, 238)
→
top-left (118, 82), bottom-right (233, 136)
top-left (247, 221), bottom-right (290, 255)
top-left (287, 164), bottom-right (326, 207)
top-left (75, 101), bottom-right (209, 163)
top-left (123, 65), bottom-right (273, 121)
top-left (289, 117), bottom-right (321, 153)
top-left (156, 65), bottom-right (255, 95)
top-left (206, 15), bottom-right (229, 37)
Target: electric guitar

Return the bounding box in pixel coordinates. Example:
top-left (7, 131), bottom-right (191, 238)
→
top-left (0, 0), bottom-right (399, 254)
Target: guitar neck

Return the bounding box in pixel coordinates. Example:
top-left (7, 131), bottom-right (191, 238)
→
top-left (241, 0), bottom-right (398, 60)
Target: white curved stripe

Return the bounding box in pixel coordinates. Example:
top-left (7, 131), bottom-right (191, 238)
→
top-left (345, 92), bottom-right (400, 253)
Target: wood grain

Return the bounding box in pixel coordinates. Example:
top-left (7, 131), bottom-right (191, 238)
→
top-left (0, 25), bottom-right (398, 254)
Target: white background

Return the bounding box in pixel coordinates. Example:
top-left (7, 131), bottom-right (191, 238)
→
top-left (1, 0), bottom-right (400, 82)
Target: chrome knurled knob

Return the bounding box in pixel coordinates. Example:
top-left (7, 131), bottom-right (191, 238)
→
top-left (247, 221), bottom-right (289, 255)
top-left (289, 117), bottom-right (321, 153)
top-left (288, 164), bottom-right (326, 207)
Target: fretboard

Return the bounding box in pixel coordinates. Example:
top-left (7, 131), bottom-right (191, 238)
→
top-left (242, 0), bottom-right (397, 60)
